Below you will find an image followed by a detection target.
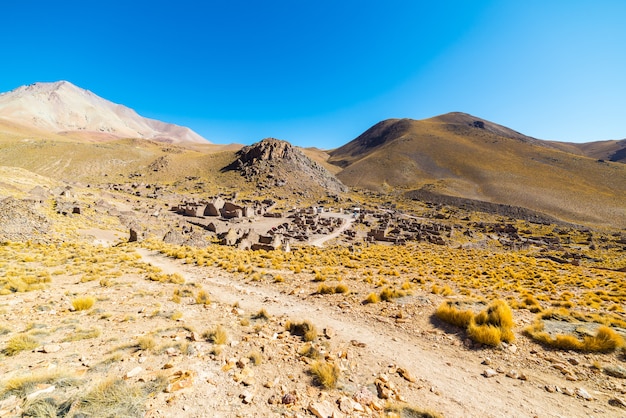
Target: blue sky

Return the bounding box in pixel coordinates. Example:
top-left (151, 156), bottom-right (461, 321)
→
top-left (2, 1), bottom-right (625, 147)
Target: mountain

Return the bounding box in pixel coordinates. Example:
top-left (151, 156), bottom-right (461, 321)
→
top-left (224, 138), bottom-right (347, 196)
top-left (546, 139), bottom-right (626, 164)
top-left (0, 81), bottom-right (209, 144)
top-left (328, 112), bottom-right (626, 227)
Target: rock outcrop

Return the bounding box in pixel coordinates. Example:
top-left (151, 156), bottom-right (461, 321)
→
top-left (227, 138), bottom-right (347, 195)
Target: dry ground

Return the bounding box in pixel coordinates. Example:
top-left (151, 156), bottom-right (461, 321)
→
top-left (1, 234), bottom-right (625, 417)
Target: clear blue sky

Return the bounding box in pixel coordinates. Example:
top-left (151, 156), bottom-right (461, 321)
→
top-left (2, 0), bottom-right (625, 147)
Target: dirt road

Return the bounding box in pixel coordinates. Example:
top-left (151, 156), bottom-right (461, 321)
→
top-left (136, 248), bottom-right (609, 418)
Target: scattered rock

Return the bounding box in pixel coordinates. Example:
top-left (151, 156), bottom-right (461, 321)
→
top-left (609, 397), bottom-right (626, 409)
top-left (563, 387), bottom-right (575, 396)
top-left (26, 385), bottom-right (55, 400)
top-left (282, 392), bottom-right (297, 405)
top-left (483, 369), bottom-right (498, 378)
top-left (124, 366), bottom-right (143, 379)
top-left (309, 400), bottom-right (338, 418)
top-left (576, 387), bottom-right (593, 401)
top-left (240, 390), bottom-right (254, 404)
top-left (505, 370), bottom-right (520, 379)
top-left (604, 365), bottom-right (626, 379)
top-left (353, 386), bottom-right (375, 406)
top-left (165, 371), bottom-right (194, 393)
top-left (397, 367), bottom-right (417, 383)
top-left (41, 344), bottom-right (61, 353)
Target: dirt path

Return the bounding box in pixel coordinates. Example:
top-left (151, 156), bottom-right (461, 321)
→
top-left (136, 248), bottom-right (609, 418)
top-left (309, 214), bottom-right (355, 247)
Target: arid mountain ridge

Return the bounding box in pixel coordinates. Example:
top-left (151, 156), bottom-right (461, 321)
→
top-left (0, 81), bottom-right (209, 144)
top-left (0, 81), bottom-right (625, 228)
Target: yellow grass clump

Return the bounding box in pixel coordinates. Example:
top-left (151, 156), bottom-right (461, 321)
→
top-left (203, 325), bottom-right (228, 345)
top-left (309, 360), bottom-right (340, 389)
top-left (435, 299), bottom-right (514, 347)
top-left (72, 296), bottom-right (95, 311)
top-left (435, 302), bottom-right (475, 328)
top-left (3, 334), bottom-right (39, 356)
top-left (525, 322), bottom-right (624, 353)
top-left (286, 320), bottom-right (318, 342)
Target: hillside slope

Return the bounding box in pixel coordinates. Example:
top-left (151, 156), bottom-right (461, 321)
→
top-left (0, 81), bottom-right (209, 144)
top-left (328, 113), bottom-right (626, 227)
top-left (547, 139), bottom-right (626, 164)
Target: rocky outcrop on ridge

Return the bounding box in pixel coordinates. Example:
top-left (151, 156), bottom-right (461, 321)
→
top-left (226, 138), bottom-right (348, 195)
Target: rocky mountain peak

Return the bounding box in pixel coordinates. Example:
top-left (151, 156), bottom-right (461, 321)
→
top-left (0, 81), bottom-right (209, 144)
top-left (228, 138), bottom-right (347, 195)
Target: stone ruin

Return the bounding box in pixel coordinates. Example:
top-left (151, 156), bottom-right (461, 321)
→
top-left (173, 197), bottom-right (273, 220)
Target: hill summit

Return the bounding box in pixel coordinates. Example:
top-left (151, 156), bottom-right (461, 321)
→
top-left (0, 81), bottom-right (209, 144)
top-left (227, 138), bottom-right (347, 195)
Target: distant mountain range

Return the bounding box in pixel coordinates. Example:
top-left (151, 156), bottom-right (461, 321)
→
top-left (0, 81), bottom-right (624, 227)
top-left (0, 81), bottom-right (209, 144)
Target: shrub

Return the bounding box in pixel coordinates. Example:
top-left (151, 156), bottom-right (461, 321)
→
top-left (252, 308), bottom-right (270, 320)
top-left (309, 360), bottom-right (340, 389)
top-left (364, 292), bottom-right (380, 304)
top-left (3, 334), bottom-right (39, 356)
top-left (435, 299), bottom-right (514, 346)
top-left (72, 296), bottom-right (95, 311)
top-left (286, 320), bottom-right (317, 342)
top-left (204, 325), bottom-right (228, 345)
top-left (74, 377), bottom-right (146, 417)
top-left (435, 302), bottom-right (475, 328)
top-left (195, 289), bottom-right (211, 305)
top-left (524, 323), bottom-right (624, 353)
top-left (137, 335), bottom-right (157, 351)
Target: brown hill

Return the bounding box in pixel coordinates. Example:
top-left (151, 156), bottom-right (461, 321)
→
top-left (547, 139), bottom-right (626, 164)
top-left (328, 113), bottom-right (626, 227)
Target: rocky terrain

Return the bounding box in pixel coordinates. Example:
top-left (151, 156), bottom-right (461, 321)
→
top-left (0, 81), bottom-right (625, 418)
top-left (225, 138), bottom-right (348, 196)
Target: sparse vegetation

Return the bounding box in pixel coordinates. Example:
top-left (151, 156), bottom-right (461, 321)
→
top-left (203, 325), bottom-right (228, 345)
top-left (286, 320), bottom-right (318, 342)
top-left (309, 360), bottom-right (340, 389)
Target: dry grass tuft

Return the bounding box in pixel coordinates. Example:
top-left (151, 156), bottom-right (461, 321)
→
top-left (203, 325), bottom-right (228, 345)
top-left (525, 322), bottom-right (624, 353)
top-left (252, 308), bottom-right (270, 320)
top-left (363, 292), bottom-right (380, 304)
top-left (309, 360), bottom-right (340, 389)
top-left (435, 299), bottom-right (514, 346)
top-left (435, 302), bottom-right (475, 328)
top-left (195, 289), bottom-right (211, 305)
top-left (286, 320), bottom-right (318, 342)
top-left (385, 402), bottom-right (444, 418)
top-left (72, 296), bottom-right (95, 311)
top-left (137, 335), bottom-right (157, 351)
top-left (3, 333), bottom-right (39, 356)
top-left (0, 369), bottom-right (77, 398)
top-left (74, 377), bottom-right (146, 417)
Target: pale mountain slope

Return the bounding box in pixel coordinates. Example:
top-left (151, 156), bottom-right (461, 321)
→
top-left (0, 81), bottom-right (209, 144)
